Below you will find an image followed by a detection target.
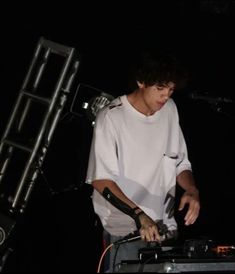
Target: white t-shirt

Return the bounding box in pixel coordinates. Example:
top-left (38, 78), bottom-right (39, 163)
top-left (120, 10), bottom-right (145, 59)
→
top-left (86, 95), bottom-right (192, 236)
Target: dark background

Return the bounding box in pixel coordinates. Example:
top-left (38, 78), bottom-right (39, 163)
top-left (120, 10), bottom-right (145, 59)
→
top-left (1, 1), bottom-right (235, 272)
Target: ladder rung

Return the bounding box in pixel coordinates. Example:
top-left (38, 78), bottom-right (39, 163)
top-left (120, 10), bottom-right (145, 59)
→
top-left (3, 138), bottom-right (33, 152)
top-left (22, 91), bottom-right (51, 104)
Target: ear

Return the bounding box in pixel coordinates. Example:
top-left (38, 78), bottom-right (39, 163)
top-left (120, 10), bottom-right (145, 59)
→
top-left (137, 81), bottom-right (144, 88)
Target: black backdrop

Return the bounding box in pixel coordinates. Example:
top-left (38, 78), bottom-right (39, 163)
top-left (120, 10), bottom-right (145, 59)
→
top-left (1, 2), bottom-right (235, 272)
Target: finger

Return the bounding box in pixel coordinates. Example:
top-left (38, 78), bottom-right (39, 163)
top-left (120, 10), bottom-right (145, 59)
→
top-left (150, 226), bottom-right (161, 242)
top-left (178, 197), bottom-right (187, 211)
top-left (185, 207), bottom-right (199, 225)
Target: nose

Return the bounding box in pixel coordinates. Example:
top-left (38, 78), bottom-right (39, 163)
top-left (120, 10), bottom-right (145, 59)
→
top-left (162, 93), bottom-right (169, 101)
top-left (164, 93), bottom-right (169, 99)
top-left (161, 89), bottom-right (172, 100)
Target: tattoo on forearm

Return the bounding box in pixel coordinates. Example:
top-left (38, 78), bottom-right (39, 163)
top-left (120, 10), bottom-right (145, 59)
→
top-left (102, 187), bottom-right (142, 229)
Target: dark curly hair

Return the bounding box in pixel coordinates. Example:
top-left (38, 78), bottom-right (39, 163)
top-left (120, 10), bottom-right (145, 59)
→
top-left (130, 50), bottom-right (189, 90)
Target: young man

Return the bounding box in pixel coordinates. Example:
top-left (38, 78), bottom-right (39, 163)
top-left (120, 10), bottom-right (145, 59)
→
top-left (86, 51), bottom-right (200, 272)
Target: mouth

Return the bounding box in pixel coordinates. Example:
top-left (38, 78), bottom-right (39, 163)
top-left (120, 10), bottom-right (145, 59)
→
top-left (158, 101), bottom-right (166, 106)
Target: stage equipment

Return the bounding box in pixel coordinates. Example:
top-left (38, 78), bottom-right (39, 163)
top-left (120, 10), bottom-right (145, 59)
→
top-left (0, 37), bottom-right (79, 271)
top-left (117, 239), bottom-right (235, 272)
top-left (70, 83), bottom-right (114, 125)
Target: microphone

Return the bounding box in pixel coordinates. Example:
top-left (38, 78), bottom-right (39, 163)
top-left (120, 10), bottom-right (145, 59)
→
top-left (188, 92), bottom-right (233, 104)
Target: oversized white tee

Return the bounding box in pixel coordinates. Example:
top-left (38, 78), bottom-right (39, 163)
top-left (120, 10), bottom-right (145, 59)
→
top-left (86, 95), bottom-right (192, 236)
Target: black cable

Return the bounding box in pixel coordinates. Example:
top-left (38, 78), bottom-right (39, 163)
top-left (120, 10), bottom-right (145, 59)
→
top-left (112, 243), bottom-right (120, 272)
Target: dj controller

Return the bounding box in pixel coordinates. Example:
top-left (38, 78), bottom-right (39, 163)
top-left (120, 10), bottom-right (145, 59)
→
top-left (117, 239), bottom-right (235, 273)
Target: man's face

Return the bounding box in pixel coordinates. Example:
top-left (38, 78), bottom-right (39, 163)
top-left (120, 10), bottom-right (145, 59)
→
top-left (138, 81), bottom-right (175, 114)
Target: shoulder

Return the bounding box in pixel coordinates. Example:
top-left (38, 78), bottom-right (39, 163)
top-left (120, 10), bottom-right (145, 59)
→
top-left (95, 96), bottom-right (124, 125)
top-left (166, 98), bottom-right (178, 112)
top-left (108, 96), bottom-right (124, 110)
top-left (164, 98), bottom-right (179, 122)
top-left (99, 96), bottom-right (124, 116)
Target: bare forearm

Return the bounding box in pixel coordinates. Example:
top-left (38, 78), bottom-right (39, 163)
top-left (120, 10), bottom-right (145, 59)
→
top-left (177, 170), bottom-right (199, 193)
top-left (92, 179), bottom-right (160, 241)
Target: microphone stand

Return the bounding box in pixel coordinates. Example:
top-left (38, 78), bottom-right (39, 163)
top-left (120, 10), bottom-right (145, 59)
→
top-left (187, 91), bottom-right (235, 120)
top-left (209, 101), bottom-right (235, 120)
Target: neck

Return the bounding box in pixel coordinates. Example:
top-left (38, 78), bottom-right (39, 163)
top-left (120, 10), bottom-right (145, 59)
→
top-left (127, 90), bottom-right (154, 116)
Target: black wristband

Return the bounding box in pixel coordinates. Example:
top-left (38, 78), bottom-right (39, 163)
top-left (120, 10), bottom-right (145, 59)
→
top-left (136, 211), bottom-right (145, 217)
top-left (133, 210), bottom-right (145, 230)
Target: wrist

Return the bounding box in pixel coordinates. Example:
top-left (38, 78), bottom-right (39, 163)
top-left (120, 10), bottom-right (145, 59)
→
top-left (132, 206), bottom-right (143, 215)
top-left (186, 186), bottom-right (199, 194)
top-left (132, 206), bottom-right (145, 229)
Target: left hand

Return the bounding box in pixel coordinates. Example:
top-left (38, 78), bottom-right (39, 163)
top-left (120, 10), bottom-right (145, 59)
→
top-left (178, 189), bottom-right (200, 225)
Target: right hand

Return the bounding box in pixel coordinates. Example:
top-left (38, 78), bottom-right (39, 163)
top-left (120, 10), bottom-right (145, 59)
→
top-left (138, 213), bottom-right (161, 242)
